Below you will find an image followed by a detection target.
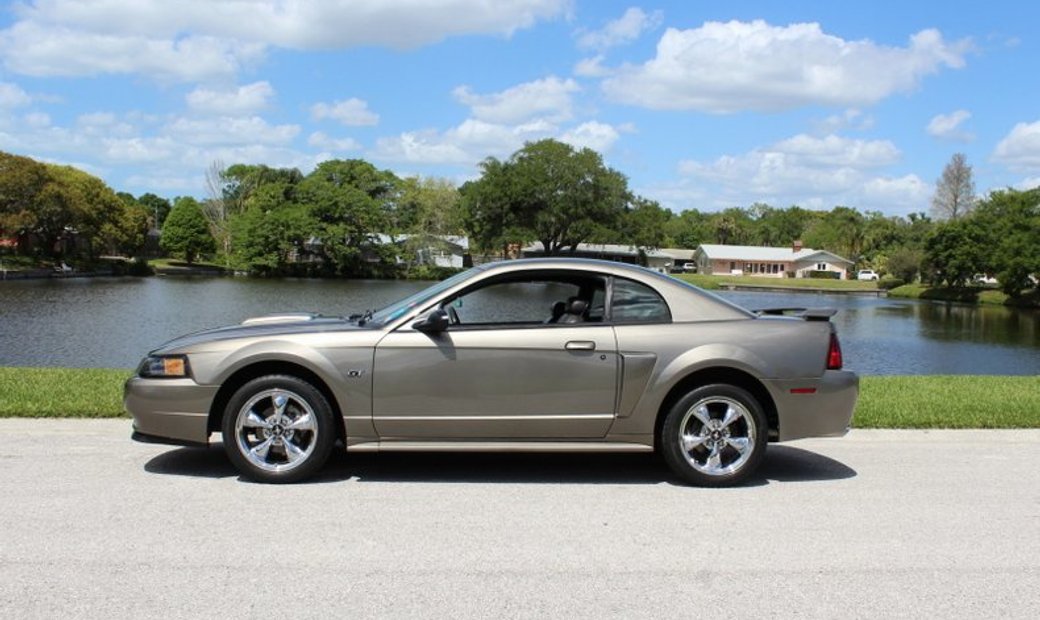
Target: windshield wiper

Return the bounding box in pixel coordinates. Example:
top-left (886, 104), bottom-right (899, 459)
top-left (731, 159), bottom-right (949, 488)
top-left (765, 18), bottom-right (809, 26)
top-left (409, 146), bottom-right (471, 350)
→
top-left (350, 309), bottom-right (374, 326)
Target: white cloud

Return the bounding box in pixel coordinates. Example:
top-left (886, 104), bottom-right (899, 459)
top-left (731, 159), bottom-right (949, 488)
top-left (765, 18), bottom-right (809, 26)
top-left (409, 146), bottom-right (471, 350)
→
top-left (24, 112), bottom-right (51, 128)
top-left (0, 0), bottom-right (567, 81)
top-left (100, 137), bottom-right (179, 163)
top-left (602, 20), bottom-right (971, 112)
top-left (559, 121), bottom-right (620, 152)
top-left (859, 175), bottom-right (932, 210)
top-left (76, 112), bottom-right (137, 137)
top-left (0, 81), bottom-right (31, 107)
top-left (166, 116), bottom-right (300, 146)
top-left (770, 134), bottom-right (900, 168)
top-left (310, 98), bottom-right (379, 126)
top-left (453, 76), bottom-right (579, 124)
top-left (124, 173), bottom-right (205, 192)
top-left (1015, 177), bottom-right (1040, 191)
top-left (373, 117), bottom-right (623, 166)
top-left (0, 21), bottom-right (265, 82)
top-left (577, 7), bottom-right (662, 51)
top-left (574, 55), bottom-right (610, 77)
top-left (307, 131), bottom-right (362, 152)
top-left (927, 109), bottom-right (973, 141)
top-left (373, 119), bottom-right (539, 165)
top-left (672, 133), bottom-right (925, 213)
top-left (812, 109), bottom-right (873, 135)
top-left (186, 81), bottom-right (274, 114)
top-left (992, 120), bottom-right (1040, 172)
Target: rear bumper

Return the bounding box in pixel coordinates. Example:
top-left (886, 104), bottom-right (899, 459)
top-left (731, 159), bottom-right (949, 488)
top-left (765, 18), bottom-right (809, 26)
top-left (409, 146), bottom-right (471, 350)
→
top-left (770, 370), bottom-right (859, 441)
top-left (124, 377), bottom-right (218, 445)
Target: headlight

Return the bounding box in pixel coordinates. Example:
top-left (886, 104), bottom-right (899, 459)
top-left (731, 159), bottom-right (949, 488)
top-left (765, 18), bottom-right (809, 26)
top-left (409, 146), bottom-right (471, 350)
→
top-left (139, 355), bottom-right (191, 378)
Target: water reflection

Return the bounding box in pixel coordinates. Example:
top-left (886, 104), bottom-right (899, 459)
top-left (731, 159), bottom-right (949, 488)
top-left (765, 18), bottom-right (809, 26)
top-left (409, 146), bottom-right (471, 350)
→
top-left (1, 277), bottom-right (1038, 375)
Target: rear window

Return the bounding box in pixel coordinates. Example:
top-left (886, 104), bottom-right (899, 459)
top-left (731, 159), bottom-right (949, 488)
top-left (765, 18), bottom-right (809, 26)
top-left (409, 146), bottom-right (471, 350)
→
top-left (610, 278), bottom-right (671, 324)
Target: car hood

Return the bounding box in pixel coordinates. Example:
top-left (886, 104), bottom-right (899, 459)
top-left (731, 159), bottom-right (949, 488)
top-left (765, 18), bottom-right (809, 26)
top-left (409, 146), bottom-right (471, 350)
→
top-left (151, 313), bottom-right (362, 354)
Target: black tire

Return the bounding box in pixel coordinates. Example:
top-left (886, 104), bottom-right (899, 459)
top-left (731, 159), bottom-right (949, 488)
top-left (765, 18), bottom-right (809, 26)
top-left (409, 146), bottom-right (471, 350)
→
top-left (660, 384), bottom-right (768, 487)
top-left (222, 374), bottom-right (335, 483)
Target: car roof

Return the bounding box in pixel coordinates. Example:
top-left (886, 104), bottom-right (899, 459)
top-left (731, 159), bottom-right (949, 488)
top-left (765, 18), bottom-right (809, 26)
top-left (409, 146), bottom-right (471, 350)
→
top-left (469, 258), bottom-right (753, 322)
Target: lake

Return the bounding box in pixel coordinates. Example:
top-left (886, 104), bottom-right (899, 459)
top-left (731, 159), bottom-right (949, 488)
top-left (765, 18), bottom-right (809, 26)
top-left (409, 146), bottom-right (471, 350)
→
top-left (1, 276), bottom-right (1038, 375)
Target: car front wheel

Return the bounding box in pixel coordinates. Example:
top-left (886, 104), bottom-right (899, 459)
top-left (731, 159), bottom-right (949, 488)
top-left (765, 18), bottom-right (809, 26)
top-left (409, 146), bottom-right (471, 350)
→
top-left (660, 384), bottom-right (767, 487)
top-left (222, 375), bottom-right (335, 483)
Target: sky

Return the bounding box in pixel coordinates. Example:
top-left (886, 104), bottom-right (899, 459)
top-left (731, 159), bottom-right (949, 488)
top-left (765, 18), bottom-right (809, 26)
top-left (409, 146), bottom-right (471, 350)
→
top-left (1, 0), bottom-right (1038, 217)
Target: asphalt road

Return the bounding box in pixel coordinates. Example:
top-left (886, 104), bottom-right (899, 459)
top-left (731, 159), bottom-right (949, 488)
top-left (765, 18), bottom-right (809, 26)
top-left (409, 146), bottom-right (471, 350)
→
top-left (1, 420), bottom-right (1037, 619)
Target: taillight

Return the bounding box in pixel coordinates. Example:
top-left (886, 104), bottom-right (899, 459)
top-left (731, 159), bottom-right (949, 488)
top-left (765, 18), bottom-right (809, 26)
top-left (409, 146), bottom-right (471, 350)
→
top-left (827, 333), bottom-right (843, 370)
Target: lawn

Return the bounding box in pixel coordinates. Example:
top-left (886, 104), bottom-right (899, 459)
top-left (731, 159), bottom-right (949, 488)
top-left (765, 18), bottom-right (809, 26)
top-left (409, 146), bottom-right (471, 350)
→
top-left (150, 258), bottom-right (229, 272)
top-left (2, 368), bottom-right (1037, 429)
top-left (674, 273), bottom-right (879, 291)
top-left (0, 367), bottom-right (131, 417)
top-left (853, 375), bottom-right (1040, 428)
top-left (888, 283), bottom-right (1039, 308)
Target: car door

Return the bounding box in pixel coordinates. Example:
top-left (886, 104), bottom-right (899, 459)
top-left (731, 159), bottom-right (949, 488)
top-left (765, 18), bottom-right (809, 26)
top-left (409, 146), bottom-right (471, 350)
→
top-left (372, 274), bottom-right (618, 439)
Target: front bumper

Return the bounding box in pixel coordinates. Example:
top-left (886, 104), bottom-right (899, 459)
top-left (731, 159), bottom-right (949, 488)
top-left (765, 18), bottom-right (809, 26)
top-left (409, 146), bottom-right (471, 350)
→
top-left (770, 370), bottom-right (859, 441)
top-left (124, 376), bottom-right (219, 446)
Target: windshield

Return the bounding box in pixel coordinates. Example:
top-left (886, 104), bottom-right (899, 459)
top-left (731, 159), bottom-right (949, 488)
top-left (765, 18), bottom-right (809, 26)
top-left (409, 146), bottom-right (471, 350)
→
top-left (365, 266), bottom-right (484, 326)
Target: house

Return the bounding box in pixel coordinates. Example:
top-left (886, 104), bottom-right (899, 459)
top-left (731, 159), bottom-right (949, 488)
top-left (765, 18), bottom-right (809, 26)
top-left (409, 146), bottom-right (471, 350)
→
top-left (520, 242), bottom-right (695, 273)
top-left (694, 242), bottom-right (853, 279)
top-left (374, 234), bottom-right (471, 269)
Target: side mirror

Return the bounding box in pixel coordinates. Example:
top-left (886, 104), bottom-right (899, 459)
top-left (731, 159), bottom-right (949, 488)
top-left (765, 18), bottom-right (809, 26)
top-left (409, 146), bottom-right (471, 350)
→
top-left (412, 308), bottom-right (450, 333)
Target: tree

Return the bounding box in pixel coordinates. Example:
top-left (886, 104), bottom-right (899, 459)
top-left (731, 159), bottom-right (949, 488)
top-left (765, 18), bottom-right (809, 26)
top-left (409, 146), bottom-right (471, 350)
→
top-left (0, 151), bottom-right (50, 252)
top-left (46, 164), bottom-right (148, 258)
top-left (924, 218), bottom-right (989, 287)
top-left (750, 204), bottom-right (816, 247)
top-left (461, 139), bottom-right (630, 255)
top-left (137, 193), bottom-right (172, 229)
top-left (709, 208), bottom-right (754, 245)
top-left (887, 247), bottom-right (924, 282)
top-left (931, 153), bottom-right (976, 220)
top-left (396, 176), bottom-right (462, 236)
top-left (619, 197), bottom-right (671, 251)
top-left (297, 159), bottom-right (400, 275)
top-left (161, 197), bottom-right (216, 263)
top-left (803, 206), bottom-right (865, 261)
top-left (665, 209), bottom-right (712, 249)
top-left (973, 188), bottom-right (1040, 296)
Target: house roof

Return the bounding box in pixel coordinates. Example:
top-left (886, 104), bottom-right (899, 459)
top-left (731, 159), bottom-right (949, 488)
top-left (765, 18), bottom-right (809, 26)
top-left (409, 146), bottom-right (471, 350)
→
top-left (695, 244), bottom-right (852, 265)
top-left (374, 233), bottom-right (470, 251)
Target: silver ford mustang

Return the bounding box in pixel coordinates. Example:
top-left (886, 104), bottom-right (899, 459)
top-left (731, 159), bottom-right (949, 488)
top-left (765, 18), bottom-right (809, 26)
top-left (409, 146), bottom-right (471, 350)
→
top-left (126, 258), bottom-right (857, 486)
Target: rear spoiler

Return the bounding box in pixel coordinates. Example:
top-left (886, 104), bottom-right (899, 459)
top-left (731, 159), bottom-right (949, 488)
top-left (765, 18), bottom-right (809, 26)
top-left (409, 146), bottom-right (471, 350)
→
top-left (754, 307), bottom-right (837, 321)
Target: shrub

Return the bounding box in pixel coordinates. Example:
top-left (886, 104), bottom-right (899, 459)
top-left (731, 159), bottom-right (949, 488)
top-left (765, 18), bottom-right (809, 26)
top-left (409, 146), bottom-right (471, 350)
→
top-left (806, 270), bottom-right (840, 279)
top-left (878, 277), bottom-right (905, 290)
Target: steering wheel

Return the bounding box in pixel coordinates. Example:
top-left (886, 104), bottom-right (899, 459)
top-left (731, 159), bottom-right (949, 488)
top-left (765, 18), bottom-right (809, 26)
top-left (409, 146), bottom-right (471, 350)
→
top-left (446, 304), bottom-right (460, 325)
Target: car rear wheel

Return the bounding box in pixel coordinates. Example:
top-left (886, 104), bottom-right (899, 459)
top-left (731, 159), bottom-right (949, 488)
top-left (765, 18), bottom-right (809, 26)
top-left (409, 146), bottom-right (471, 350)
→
top-left (222, 375), bottom-right (335, 483)
top-left (660, 384), bottom-right (767, 487)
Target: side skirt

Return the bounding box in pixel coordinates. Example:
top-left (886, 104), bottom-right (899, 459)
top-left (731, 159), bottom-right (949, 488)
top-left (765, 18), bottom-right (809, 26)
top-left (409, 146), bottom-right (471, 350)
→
top-left (347, 440), bottom-right (654, 454)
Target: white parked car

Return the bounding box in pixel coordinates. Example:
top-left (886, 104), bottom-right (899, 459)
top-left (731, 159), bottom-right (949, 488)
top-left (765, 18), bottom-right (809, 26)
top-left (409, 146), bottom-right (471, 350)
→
top-left (856, 270), bottom-right (879, 281)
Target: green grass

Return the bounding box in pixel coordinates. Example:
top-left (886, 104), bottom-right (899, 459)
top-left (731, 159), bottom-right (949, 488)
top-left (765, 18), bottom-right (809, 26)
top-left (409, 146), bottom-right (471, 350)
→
top-left (675, 273), bottom-right (878, 291)
top-left (855, 376), bottom-right (1040, 428)
top-left (151, 258), bottom-right (228, 272)
top-left (887, 283), bottom-right (1040, 308)
top-left (2, 368), bottom-right (1038, 429)
top-left (0, 367), bottom-right (131, 417)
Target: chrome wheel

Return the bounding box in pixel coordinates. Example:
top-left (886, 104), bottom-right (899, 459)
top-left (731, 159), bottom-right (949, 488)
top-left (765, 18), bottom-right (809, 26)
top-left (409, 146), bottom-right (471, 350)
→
top-left (677, 396), bottom-right (756, 476)
top-left (234, 388), bottom-right (318, 474)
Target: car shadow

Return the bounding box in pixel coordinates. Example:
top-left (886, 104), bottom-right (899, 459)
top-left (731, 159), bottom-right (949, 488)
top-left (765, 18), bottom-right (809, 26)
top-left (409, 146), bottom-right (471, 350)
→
top-left (143, 443), bottom-right (856, 486)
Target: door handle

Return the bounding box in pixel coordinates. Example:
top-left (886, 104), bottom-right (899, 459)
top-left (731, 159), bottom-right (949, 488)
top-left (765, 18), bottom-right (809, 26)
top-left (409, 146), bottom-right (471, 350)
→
top-left (565, 340), bottom-right (596, 351)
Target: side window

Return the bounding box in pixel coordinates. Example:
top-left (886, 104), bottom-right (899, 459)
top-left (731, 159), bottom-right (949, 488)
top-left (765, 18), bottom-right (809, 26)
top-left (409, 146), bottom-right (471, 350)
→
top-left (451, 281), bottom-right (580, 325)
top-left (610, 278), bottom-right (671, 324)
